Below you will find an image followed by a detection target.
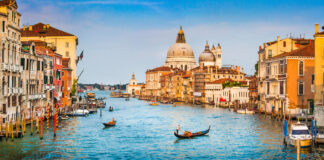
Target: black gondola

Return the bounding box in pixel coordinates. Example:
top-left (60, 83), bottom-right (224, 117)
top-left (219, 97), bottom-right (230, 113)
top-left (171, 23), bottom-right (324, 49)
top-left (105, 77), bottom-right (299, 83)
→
top-left (109, 106), bottom-right (114, 112)
top-left (174, 126), bottom-right (210, 138)
top-left (103, 121), bottom-right (116, 127)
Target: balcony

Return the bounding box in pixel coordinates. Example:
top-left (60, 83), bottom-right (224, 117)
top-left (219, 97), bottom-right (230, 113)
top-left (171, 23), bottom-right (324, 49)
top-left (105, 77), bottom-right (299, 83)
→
top-left (18, 88), bottom-right (23, 94)
top-left (0, 63), bottom-right (9, 71)
top-left (12, 88), bottom-right (18, 94)
top-left (9, 64), bottom-right (14, 72)
top-left (18, 66), bottom-right (23, 73)
top-left (8, 88), bottom-right (13, 95)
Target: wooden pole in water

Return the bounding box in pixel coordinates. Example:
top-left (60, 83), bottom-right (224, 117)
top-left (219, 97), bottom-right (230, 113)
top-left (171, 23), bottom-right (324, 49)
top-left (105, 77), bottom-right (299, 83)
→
top-left (23, 116), bottom-right (26, 134)
top-left (53, 114), bottom-right (56, 137)
top-left (297, 139), bottom-right (300, 160)
top-left (15, 117), bottom-right (19, 138)
top-left (36, 116), bottom-right (39, 134)
top-left (30, 115), bottom-right (33, 135)
top-left (5, 122), bottom-right (8, 140)
top-left (47, 104), bottom-right (49, 129)
top-left (10, 119), bottom-right (13, 141)
top-left (0, 118), bottom-right (2, 136)
top-left (40, 114), bottom-right (43, 140)
top-left (100, 107), bottom-right (102, 117)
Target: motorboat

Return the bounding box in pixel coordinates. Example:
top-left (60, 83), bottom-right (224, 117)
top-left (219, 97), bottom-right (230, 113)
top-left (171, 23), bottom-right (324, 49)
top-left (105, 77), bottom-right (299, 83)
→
top-left (237, 109), bottom-right (254, 114)
top-left (316, 129), bottom-right (324, 145)
top-left (287, 122), bottom-right (312, 148)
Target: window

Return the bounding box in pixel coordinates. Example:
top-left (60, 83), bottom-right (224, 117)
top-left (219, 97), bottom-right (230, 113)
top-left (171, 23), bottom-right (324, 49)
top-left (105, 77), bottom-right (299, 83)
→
top-left (65, 42), bottom-right (69, 48)
top-left (280, 81), bottom-right (284, 95)
top-left (21, 58), bottom-right (25, 70)
top-left (37, 61), bottom-right (40, 70)
top-left (279, 60), bottom-right (284, 74)
top-left (65, 51), bottom-right (69, 57)
top-left (268, 50), bottom-right (272, 58)
top-left (298, 81), bottom-right (304, 95)
top-left (267, 82), bottom-right (270, 95)
top-left (2, 21), bottom-right (5, 32)
top-left (283, 41), bottom-right (286, 47)
top-left (218, 54), bottom-right (221, 58)
top-left (266, 63), bottom-right (271, 75)
top-left (323, 72), bottom-right (324, 86)
top-left (299, 61), bottom-right (304, 76)
top-left (323, 93), bottom-right (324, 105)
top-left (312, 74), bottom-right (314, 84)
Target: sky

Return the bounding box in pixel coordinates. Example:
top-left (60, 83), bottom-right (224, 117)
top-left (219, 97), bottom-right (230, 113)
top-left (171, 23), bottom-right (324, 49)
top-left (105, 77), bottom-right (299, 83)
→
top-left (16, 0), bottom-right (324, 84)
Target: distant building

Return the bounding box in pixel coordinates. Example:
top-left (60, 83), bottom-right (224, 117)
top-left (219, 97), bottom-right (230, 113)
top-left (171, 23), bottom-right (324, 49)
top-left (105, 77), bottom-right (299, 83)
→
top-left (205, 78), bottom-right (249, 105)
top-left (62, 58), bottom-right (72, 109)
top-left (126, 73), bottom-right (143, 96)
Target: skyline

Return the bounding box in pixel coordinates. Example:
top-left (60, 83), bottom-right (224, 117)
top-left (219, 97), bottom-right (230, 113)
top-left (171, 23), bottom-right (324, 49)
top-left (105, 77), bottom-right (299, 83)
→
top-left (17, 0), bottom-right (324, 84)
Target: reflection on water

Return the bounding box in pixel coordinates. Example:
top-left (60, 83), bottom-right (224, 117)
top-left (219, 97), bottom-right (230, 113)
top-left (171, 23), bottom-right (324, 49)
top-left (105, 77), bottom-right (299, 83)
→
top-left (0, 90), bottom-right (323, 159)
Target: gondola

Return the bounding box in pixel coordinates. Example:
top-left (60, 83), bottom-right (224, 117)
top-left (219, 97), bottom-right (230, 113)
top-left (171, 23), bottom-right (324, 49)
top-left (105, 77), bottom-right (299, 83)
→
top-left (174, 126), bottom-right (210, 139)
top-left (109, 107), bottom-right (114, 112)
top-left (103, 121), bottom-right (116, 127)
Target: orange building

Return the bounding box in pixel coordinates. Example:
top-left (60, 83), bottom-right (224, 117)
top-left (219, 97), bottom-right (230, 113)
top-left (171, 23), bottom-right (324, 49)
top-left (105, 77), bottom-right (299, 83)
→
top-left (62, 58), bottom-right (72, 109)
top-left (266, 43), bottom-right (315, 115)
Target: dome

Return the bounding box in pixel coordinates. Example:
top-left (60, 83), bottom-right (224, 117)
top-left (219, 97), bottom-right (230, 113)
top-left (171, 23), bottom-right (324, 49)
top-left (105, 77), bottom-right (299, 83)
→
top-left (165, 26), bottom-right (196, 71)
top-left (166, 43), bottom-right (194, 58)
top-left (199, 41), bottom-right (215, 62)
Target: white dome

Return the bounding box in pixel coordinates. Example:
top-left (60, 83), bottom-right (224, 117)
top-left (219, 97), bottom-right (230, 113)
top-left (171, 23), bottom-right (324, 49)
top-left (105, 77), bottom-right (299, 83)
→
top-left (199, 42), bottom-right (215, 62)
top-left (166, 43), bottom-right (194, 58)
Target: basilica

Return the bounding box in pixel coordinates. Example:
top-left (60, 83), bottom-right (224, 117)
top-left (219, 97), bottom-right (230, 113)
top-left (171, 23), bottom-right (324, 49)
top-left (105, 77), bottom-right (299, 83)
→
top-left (139, 26), bottom-right (248, 104)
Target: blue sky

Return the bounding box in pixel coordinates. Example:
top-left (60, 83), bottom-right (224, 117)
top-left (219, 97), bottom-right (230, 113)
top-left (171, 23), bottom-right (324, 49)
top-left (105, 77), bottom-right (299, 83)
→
top-left (17, 0), bottom-right (324, 84)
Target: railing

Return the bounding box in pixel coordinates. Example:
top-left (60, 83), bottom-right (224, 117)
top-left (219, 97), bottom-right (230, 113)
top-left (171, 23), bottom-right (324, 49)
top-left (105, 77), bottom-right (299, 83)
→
top-left (8, 88), bottom-right (12, 95)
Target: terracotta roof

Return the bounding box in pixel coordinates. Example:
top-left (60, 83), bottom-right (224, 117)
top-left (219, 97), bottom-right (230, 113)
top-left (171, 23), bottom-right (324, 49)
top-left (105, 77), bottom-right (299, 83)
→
top-left (272, 43), bottom-right (314, 59)
top-left (22, 40), bottom-right (47, 47)
top-left (208, 78), bottom-right (233, 84)
top-left (21, 23), bottom-right (75, 37)
top-left (35, 46), bottom-right (54, 56)
top-left (147, 66), bottom-right (171, 72)
top-left (0, 0), bottom-right (17, 9)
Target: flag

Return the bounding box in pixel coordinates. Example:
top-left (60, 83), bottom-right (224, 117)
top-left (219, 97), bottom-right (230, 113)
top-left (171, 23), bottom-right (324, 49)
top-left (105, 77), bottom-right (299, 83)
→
top-left (76, 56), bottom-right (80, 64)
top-left (80, 50), bottom-right (84, 60)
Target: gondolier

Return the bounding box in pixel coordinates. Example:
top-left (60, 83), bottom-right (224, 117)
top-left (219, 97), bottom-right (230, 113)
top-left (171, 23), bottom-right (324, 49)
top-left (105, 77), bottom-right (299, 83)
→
top-left (176, 125), bottom-right (180, 134)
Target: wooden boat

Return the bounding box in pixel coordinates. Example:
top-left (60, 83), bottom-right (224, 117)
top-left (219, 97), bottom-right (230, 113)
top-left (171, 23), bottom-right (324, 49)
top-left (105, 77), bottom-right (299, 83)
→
top-left (286, 122), bottom-right (312, 148)
top-left (103, 121), bottom-right (116, 127)
top-left (125, 98), bottom-right (130, 101)
top-left (316, 130), bottom-right (324, 145)
top-left (174, 126), bottom-right (210, 139)
top-left (109, 107), bottom-right (114, 112)
top-left (149, 101), bottom-right (159, 106)
top-left (237, 109), bottom-right (255, 114)
top-left (59, 116), bottom-right (69, 120)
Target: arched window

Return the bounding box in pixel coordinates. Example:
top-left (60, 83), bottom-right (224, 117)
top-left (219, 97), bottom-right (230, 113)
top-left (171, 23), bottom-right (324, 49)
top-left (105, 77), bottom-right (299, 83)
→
top-left (185, 65), bottom-right (187, 70)
top-left (283, 41), bottom-right (286, 47)
top-left (181, 65), bottom-right (183, 70)
top-left (171, 65), bottom-right (173, 69)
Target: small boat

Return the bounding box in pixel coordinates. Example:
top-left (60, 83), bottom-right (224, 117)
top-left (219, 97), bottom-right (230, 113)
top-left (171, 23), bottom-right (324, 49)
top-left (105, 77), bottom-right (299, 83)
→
top-left (286, 122), bottom-right (312, 148)
top-left (150, 101), bottom-right (159, 106)
top-left (125, 98), bottom-right (130, 101)
top-left (174, 126), bottom-right (210, 139)
top-left (109, 107), bottom-right (114, 112)
top-left (59, 116), bottom-right (69, 120)
top-left (315, 130), bottom-right (324, 145)
top-left (103, 121), bottom-right (116, 127)
top-left (237, 109), bottom-right (254, 114)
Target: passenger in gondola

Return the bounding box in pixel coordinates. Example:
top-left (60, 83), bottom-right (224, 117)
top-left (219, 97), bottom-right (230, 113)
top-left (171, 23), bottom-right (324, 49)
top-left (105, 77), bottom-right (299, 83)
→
top-left (176, 125), bottom-right (180, 134)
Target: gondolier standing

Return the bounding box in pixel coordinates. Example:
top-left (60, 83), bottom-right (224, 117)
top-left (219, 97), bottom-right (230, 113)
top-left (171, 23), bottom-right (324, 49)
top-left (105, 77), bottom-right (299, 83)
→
top-left (176, 125), bottom-right (180, 134)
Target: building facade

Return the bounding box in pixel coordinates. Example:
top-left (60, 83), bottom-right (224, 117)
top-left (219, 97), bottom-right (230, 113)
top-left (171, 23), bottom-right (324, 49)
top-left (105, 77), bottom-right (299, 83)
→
top-left (21, 23), bottom-right (78, 80)
top-left (0, 0), bottom-right (23, 123)
top-left (126, 73), bottom-right (143, 96)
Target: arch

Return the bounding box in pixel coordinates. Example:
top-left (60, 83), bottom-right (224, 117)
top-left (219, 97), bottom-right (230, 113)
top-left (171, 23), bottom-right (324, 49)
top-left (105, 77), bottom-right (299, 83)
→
top-left (181, 65), bottom-right (183, 70)
top-left (185, 65), bottom-right (187, 71)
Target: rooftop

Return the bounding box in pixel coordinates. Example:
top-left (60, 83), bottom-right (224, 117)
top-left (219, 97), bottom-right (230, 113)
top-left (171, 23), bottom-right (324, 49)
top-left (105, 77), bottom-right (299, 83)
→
top-left (21, 23), bottom-right (75, 37)
top-left (272, 43), bottom-right (314, 59)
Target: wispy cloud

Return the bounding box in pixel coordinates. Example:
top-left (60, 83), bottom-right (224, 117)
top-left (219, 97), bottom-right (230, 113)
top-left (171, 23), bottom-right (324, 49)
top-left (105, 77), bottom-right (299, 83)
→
top-left (59, 0), bottom-right (162, 7)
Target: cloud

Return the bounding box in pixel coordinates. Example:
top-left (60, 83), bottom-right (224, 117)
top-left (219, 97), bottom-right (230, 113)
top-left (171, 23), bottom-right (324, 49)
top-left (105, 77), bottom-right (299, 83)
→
top-left (58, 0), bottom-right (162, 7)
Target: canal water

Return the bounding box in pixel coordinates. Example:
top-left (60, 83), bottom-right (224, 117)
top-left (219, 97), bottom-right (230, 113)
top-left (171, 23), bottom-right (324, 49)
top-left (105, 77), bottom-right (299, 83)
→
top-left (1, 91), bottom-right (323, 159)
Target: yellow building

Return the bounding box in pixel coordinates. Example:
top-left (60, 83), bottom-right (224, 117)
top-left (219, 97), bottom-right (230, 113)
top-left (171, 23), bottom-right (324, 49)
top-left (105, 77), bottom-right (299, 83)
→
top-left (314, 24), bottom-right (324, 126)
top-left (21, 23), bottom-right (78, 80)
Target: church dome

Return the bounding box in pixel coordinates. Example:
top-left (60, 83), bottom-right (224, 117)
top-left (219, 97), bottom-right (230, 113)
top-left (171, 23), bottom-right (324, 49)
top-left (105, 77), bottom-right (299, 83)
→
top-left (165, 26), bottom-right (196, 70)
top-left (167, 43), bottom-right (194, 58)
top-left (199, 41), bottom-right (215, 62)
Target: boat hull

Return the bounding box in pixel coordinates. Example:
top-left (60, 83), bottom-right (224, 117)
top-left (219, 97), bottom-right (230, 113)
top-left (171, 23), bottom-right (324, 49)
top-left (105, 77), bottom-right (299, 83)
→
top-left (289, 138), bottom-right (312, 148)
top-left (174, 126), bottom-right (210, 139)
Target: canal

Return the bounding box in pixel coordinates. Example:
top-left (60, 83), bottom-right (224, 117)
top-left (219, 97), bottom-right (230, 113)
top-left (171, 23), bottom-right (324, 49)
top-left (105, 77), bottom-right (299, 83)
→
top-left (0, 91), bottom-right (323, 159)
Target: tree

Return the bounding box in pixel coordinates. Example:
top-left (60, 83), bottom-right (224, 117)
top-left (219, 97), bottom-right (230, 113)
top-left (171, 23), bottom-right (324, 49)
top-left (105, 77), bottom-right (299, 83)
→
top-left (254, 61), bottom-right (259, 76)
top-left (71, 79), bottom-right (78, 96)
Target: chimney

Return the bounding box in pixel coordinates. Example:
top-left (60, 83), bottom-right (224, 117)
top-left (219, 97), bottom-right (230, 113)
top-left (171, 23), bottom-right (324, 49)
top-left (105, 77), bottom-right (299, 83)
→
top-left (315, 24), bottom-right (319, 34)
top-left (23, 25), bottom-right (26, 31)
top-left (263, 43), bottom-right (266, 49)
top-left (28, 25), bottom-right (32, 31)
top-left (277, 36), bottom-right (280, 42)
top-left (259, 45), bottom-right (262, 51)
top-left (46, 24), bottom-right (50, 29)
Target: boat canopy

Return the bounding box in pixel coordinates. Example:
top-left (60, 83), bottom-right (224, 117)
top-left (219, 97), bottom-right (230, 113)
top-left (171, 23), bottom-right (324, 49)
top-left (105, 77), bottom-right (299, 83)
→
top-left (292, 130), bottom-right (309, 135)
